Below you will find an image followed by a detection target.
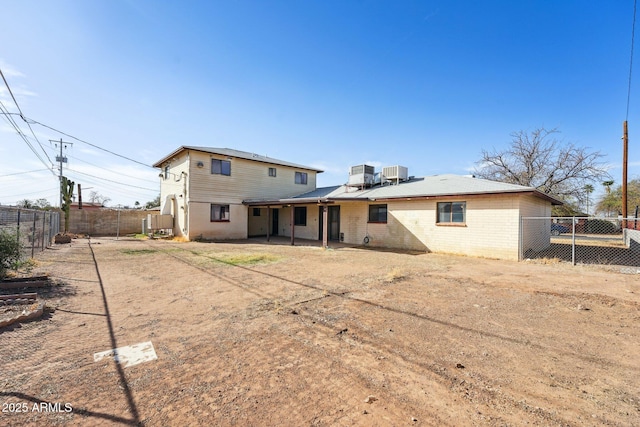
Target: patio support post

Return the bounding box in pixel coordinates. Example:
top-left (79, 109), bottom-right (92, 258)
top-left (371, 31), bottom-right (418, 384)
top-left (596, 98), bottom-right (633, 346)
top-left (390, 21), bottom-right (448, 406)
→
top-left (266, 206), bottom-right (270, 242)
top-left (290, 205), bottom-right (295, 246)
top-left (322, 205), bottom-right (328, 249)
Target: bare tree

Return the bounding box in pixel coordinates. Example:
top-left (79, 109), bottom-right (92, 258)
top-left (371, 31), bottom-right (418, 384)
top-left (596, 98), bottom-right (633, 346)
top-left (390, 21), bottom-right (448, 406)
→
top-left (89, 191), bottom-right (111, 207)
top-left (474, 128), bottom-right (610, 206)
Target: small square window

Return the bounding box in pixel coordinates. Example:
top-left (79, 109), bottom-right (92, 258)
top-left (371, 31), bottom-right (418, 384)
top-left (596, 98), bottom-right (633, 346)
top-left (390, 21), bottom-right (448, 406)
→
top-left (295, 171), bottom-right (308, 185)
top-left (268, 167), bottom-right (276, 177)
top-left (294, 206), bottom-right (307, 226)
top-left (211, 204), bottom-right (230, 221)
top-left (437, 202), bottom-right (466, 223)
top-left (212, 159), bottom-right (231, 176)
top-left (368, 204), bottom-right (387, 223)
top-left (253, 208), bottom-right (261, 216)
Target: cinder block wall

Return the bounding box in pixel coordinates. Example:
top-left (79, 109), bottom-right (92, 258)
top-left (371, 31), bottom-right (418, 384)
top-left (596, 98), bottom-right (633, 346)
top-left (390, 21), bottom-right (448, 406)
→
top-left (625, 228), bottom-right (640, 254)
top-left (64, 209), bottom-right (151, 236)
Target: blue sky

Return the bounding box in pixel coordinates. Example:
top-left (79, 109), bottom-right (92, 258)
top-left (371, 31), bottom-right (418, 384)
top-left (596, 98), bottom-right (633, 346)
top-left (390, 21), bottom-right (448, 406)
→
top-left (0, 0), bottom-right (638, 207)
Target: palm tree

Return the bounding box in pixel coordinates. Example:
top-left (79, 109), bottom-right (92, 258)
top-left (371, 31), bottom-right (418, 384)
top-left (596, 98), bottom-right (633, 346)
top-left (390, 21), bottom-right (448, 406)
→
top-left (584, 184), bottom-right (594, 215)
top-left (599, 180), bottom-right (615, 216)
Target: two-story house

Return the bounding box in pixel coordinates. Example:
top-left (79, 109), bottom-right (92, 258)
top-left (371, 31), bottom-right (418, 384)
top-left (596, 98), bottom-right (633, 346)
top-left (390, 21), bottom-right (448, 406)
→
top-left (154, 147), bottom-right (561, 260)
top-left (152, 146), bottom-right (323, 240)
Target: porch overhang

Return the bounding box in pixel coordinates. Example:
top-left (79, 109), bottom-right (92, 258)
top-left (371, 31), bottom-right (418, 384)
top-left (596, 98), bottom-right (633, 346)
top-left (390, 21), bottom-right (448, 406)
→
top-left (243, 197), bottom-right (337, 207)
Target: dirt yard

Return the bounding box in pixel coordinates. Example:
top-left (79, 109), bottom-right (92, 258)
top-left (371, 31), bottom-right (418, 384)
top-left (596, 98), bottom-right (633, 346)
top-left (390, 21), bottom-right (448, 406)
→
top-left (1, 236), bottom-right (639, 426)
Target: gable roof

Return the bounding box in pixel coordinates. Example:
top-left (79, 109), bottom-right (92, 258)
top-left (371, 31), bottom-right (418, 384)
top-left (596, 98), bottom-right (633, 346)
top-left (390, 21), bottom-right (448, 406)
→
top-left (152, 146), bottom-right (323, 172)
top-left (243, 174), bottom-right (563, 205)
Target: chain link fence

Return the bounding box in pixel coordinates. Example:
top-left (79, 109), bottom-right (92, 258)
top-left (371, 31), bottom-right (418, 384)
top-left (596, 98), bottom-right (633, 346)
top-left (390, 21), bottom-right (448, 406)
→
top-left (521, 216), bottom-right (640, 269)
top-left (0, 205), bottom-right (60, 260)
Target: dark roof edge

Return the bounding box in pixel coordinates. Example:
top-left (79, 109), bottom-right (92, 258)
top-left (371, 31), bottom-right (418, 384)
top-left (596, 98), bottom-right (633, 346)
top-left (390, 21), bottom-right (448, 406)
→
top-left (152, 146), bottom-right (323, 172)
top-left (371, 190), bottom-right (563, 205)
top-left (243, 197), bottom-right (363, 206)
top-left (244, 190), bottom-right (563, 206)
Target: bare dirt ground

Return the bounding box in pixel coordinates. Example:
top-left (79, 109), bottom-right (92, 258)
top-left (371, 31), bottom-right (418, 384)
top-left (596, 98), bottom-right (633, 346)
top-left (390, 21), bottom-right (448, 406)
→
top-left (1, 236), bottom-right (639, 426)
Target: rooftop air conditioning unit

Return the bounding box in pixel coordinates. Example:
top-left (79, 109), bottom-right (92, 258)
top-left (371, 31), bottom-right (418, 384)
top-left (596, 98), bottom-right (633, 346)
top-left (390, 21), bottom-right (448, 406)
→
top-left (382, 165), bottom-right (408, 184)
top-left (348, 164), bottom-right (375, 187)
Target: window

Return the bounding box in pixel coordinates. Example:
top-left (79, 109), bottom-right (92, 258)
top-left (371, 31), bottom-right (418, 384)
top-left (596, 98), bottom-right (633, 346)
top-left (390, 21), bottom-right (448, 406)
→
top-left (163, 165), bottom-right (169, 180)
top-left (294, 206), bottom-right (307, 226)
top-left (211, 204), bottom-right (230, 221)
top-left (253, 208), bottom-right (261, 216)
top-left (211, 159), bottom-right (231, 176)
top-left (268, 167), bottom-right (277, 177)
top-left (295, 171), bottom-right (308, 185)
top-left (437, 202), bottom-right (466, 224)
top-left (368, 204), bottom-right (388, 223)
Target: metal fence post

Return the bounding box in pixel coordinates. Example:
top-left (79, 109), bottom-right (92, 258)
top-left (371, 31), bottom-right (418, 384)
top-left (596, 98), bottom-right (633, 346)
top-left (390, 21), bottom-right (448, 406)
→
top-left (16, 208), bottom-right (21, 250)
top-left (571, 216), bottom-right (576, 266)
top-left (31, 210), bottom-right (37, 258)
top-left (519, 216), bottom-right (523, 261)
top-left (48, 211), bottom-right (52, 247)
top-left (40, 211), bottom-right (47, 252)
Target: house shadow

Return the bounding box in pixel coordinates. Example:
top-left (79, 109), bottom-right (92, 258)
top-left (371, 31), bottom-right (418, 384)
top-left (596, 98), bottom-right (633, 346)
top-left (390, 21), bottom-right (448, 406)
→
top-left (528, 242), bottom-right (640, 267)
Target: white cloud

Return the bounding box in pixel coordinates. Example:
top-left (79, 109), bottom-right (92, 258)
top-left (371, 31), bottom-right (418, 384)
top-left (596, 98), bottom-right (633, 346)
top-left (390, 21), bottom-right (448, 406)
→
top-left (605, 161), bottom-right (640, 170)
top-left (0, 60), bottom-right (25, 78)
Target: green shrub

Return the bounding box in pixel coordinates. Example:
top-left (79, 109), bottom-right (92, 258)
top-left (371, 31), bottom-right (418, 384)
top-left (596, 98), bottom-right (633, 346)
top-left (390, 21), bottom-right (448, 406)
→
top-left (585, 219), bottom-right (617, 234)
top-left (0, 229), bottom-right (22, 280)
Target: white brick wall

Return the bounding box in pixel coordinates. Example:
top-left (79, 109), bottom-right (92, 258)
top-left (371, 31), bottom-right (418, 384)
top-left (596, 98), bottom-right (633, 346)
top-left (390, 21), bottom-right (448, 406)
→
top-left (274, 194), bottom-right (551, 260)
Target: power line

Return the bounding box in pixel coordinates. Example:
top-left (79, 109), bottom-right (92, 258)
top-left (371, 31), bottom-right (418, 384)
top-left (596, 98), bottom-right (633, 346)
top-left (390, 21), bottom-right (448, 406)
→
top-left (25, 117), bottom-right (156, 169)
top-left (0, 100), bottom-right (56, 175)
top-left (66, 168), bottom-right (158, 191)
top-left (0, 168), bottom-right (50, 178)
top-left (0, 68), bottom-right (25, 118)
top-left (51, 169), bottom-right (157, 202)
top-left (627, 0), bottom-right (637, 121)
top-left (0, 187), bottom-right (59, 199)
top-left (59, 151), bottom-right (159, 184)
top-left (0, 68), bottom-right (54, 166)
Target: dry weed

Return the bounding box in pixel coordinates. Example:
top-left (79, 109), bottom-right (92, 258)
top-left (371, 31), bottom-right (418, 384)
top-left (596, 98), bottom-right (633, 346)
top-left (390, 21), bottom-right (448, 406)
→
top-left (385, 267), bottom-right (407, 282)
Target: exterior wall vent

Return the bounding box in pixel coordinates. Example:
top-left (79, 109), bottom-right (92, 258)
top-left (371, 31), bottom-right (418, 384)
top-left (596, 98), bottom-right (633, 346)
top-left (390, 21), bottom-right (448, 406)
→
top-left (347, 164), bottom-right (375, 187)
top-left (382, 165), bottom-right (408, 184)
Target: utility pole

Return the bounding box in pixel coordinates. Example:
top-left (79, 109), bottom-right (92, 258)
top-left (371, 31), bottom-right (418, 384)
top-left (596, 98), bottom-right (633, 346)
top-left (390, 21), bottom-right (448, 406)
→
top-left (51, 138), bottom-right (73, 208)
top-left (622, 121), bottom-right (629, 229)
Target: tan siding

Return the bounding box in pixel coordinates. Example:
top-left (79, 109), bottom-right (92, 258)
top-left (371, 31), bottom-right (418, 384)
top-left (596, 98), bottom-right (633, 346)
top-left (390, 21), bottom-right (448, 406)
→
top-left (157, 149), bottom-right (318, 240)
top-left (188, 152), bottom-right (317, 204)
top-left (188, 202), bottom-right (247, 240)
